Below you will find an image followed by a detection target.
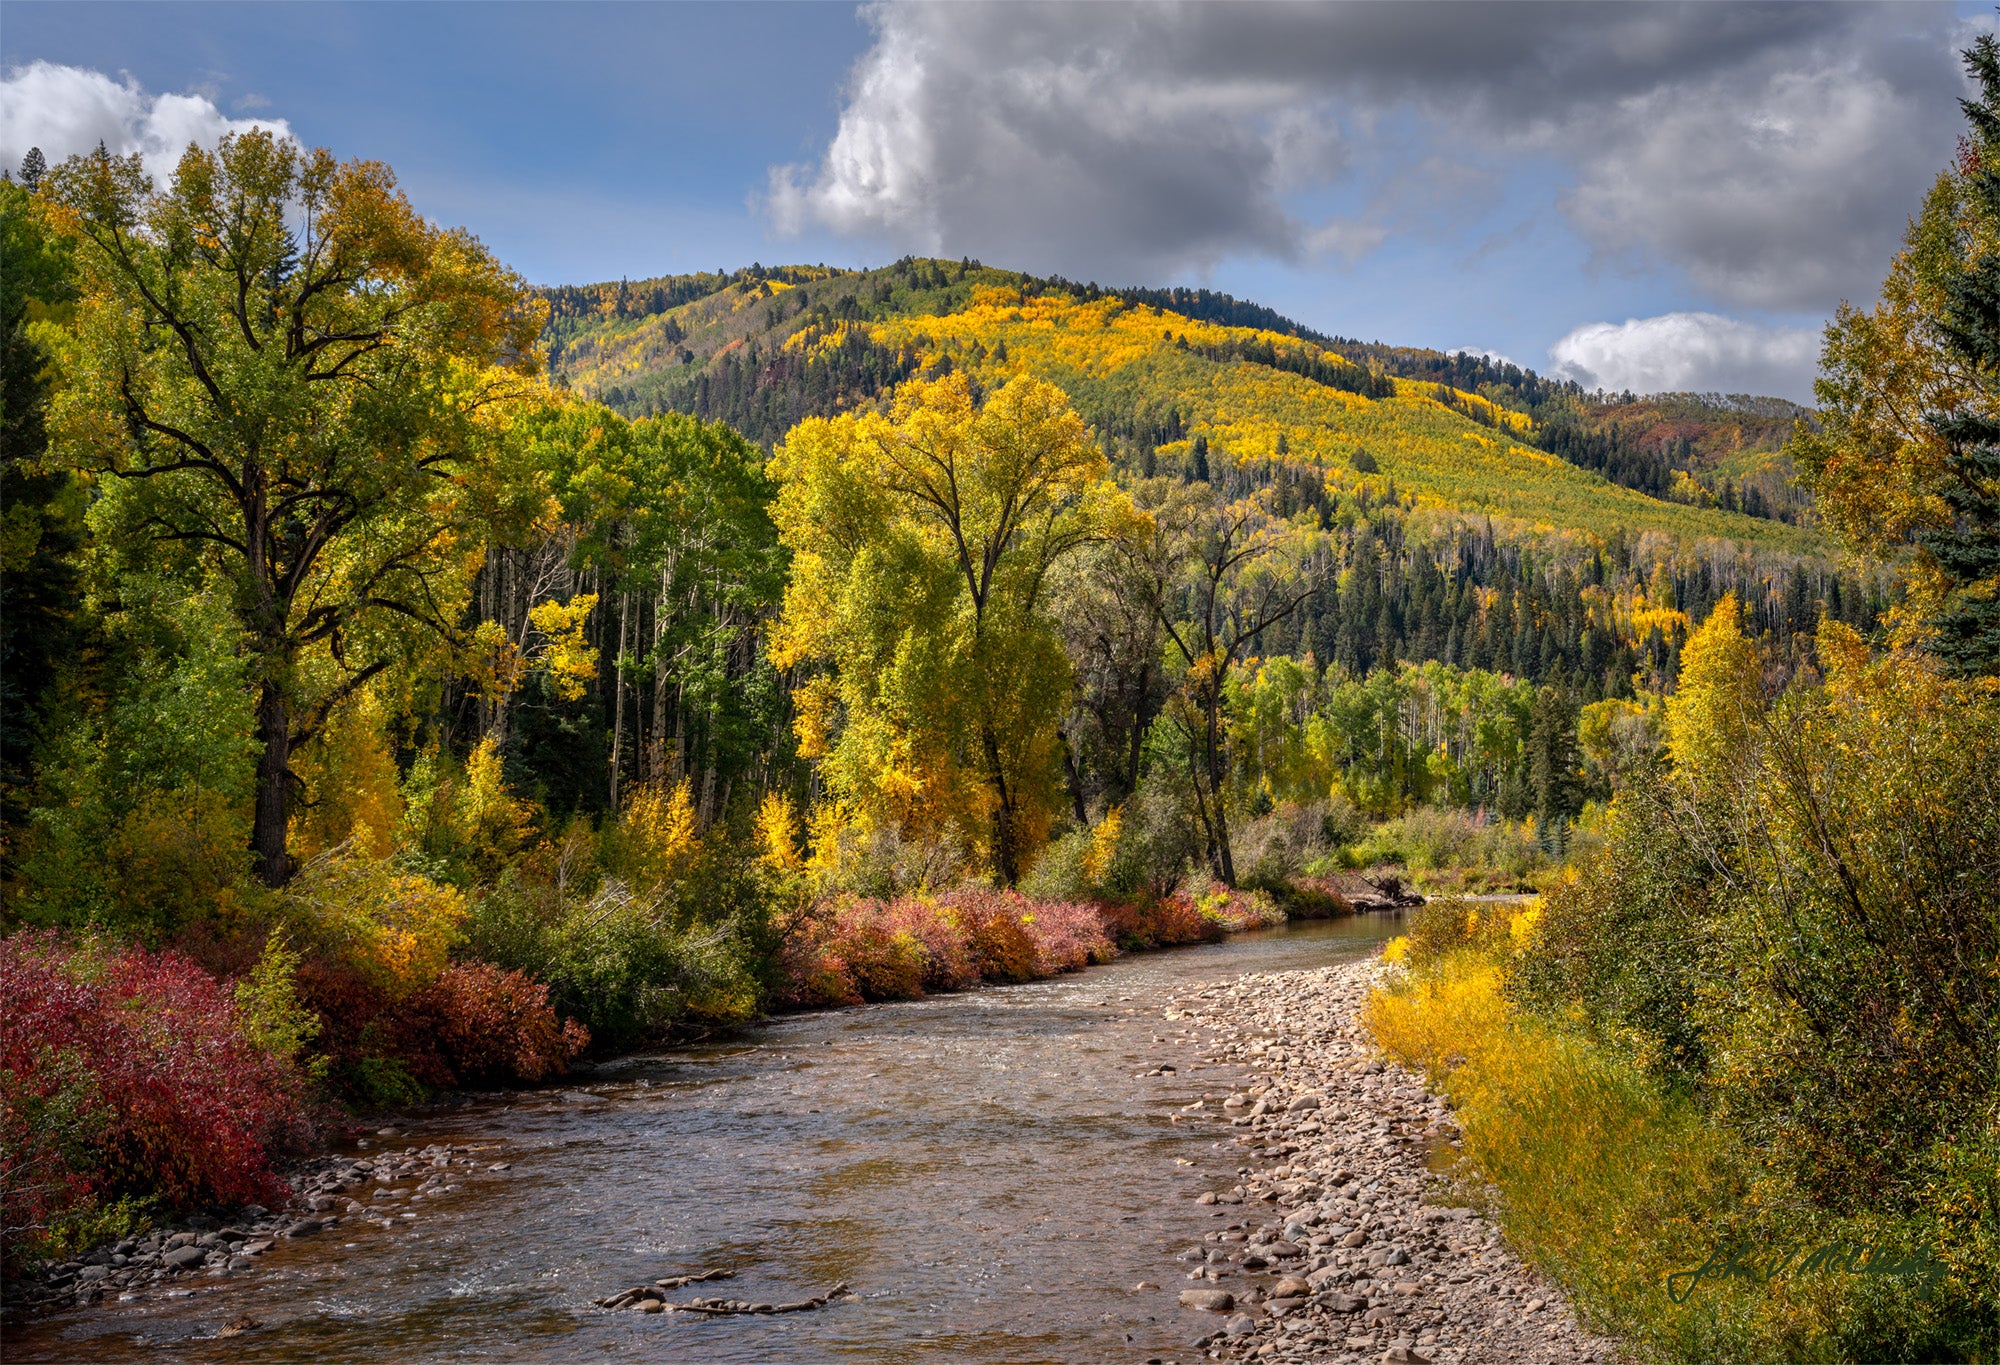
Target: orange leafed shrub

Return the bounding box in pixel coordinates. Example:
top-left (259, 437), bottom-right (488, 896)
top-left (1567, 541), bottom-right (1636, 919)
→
top-left (414, 962), bottom-right (589, 1085)
top-left (1096, 893), bottom-right (1224, 950)
top-left (943, 888), bottom-right (1041, 983)
top-left (1017, 898), bottom-right (1116, 974)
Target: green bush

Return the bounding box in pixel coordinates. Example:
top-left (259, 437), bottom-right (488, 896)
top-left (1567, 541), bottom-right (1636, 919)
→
top-left (466, 852), bottom-right (764, 1048)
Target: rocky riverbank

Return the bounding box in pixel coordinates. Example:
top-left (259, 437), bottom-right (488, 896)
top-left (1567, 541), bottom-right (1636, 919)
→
top-left (6, 1134), bottom-right (502, 1319)
top-left (1152, 958), bottom-right (1620, 1365)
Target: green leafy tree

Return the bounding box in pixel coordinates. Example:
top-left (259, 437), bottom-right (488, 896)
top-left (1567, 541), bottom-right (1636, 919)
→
top-left (42, 132), bottom-right (546, 885)
top-left (1140, 481), bottom-right (1318, 884)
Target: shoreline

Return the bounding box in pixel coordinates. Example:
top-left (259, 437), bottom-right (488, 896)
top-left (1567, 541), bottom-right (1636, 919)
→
top-left (1151, 957), bottom-right (1620, 1364)
top-left (4, 904), bottom-right (1402, 1326)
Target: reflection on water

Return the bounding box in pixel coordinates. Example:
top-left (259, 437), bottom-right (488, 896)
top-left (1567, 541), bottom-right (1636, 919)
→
top-left (6, 915), bottom-right (1401, 1364)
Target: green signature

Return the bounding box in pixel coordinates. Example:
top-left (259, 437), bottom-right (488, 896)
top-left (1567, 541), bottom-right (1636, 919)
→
top-left (1666, 1239), bottom-right (1946, 1304)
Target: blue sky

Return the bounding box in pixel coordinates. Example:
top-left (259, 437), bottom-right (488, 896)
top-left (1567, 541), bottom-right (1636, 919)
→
top-left (3, 1), bottom-right (1990, 399)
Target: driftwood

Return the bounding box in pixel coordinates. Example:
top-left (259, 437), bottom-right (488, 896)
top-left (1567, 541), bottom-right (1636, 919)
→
top-left (594, 1268), bottom-right (735, 1309)
top-left (670, 1284), bottom-right (852, 1315)
top-left (1350, 873), bottom-right (1424, 913)
top-left (595, 1272), bottom-right (853, 1316)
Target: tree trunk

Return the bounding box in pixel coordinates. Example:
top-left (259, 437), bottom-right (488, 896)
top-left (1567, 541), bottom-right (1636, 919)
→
top-left (610, 588), bottom-right (631, 810)
top-left (1125, 660), bottom-right (1151, 796)
top-left (650, 563), bottom-right (669, 784)
top-left (251, 681), bottom-right (297, 887)
top-left (982, 725), bottom-right (1020, 886)
top-left (1204, 681), bottom-right (1236, 886)
top-left (1061, 728), bottom-right (1088, 826)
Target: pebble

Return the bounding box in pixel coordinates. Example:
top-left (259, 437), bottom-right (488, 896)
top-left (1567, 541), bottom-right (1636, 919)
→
top-left (12, 1139), bottom-right (495, 1317)
top-left (1151, 958), bottom-right (1621, 1363)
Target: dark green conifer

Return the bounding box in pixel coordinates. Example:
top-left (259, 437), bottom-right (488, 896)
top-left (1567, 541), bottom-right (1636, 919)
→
top-left (1920, 33), bottom-right (2000, 674)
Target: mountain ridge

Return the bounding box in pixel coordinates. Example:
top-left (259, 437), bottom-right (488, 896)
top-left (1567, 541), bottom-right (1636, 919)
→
top-left (540, 258), bottom-right (1817, 554)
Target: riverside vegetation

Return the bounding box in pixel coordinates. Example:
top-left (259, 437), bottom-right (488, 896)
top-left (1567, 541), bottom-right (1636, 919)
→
top-left (1351, 38), bottom-right (2000, 1363)
top-left (1, 37), bottom-right (1996, 1365)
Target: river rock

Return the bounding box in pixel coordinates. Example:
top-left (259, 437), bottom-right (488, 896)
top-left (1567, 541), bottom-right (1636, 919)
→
top-left (1179, 1288), bottom-right (1235, 1312)
top-left (1272, 1275), bottom-right (1311, 1298)
top-left (162, 1246), bottom-right (204, 1270)
top-left (1223, 1312), bottom-right (1256, 1336)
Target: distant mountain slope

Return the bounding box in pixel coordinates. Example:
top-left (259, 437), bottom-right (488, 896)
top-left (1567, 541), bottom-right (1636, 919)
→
top-left (541, 259), bottom-right (1816, 555)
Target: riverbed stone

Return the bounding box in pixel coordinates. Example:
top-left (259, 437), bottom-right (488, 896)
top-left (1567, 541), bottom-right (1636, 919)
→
top-left (1150, 957), bottom-right (1625, 1364)
top-left (1180, 1288), bottom-right (1235, 1312)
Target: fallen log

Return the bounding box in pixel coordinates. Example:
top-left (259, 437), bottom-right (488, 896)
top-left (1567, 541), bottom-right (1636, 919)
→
top-left (594, 1268), bottom-right (735, 1309)
top-left (669, 1284), bottom-right (852, 1315)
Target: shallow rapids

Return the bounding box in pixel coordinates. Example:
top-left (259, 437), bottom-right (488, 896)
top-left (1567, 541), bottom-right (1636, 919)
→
top-left (8, 915), bottom-right (1403, 1364)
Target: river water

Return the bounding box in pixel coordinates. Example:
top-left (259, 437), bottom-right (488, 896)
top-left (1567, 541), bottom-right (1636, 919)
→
top-left (8, 915), bottom-right (1402, 1364)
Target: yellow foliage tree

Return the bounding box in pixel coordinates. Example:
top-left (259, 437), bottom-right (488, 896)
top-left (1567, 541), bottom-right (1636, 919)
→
top-left (606, 779), bottom-right (700, 901)
top-left (289, 687), bottom-right (403, 860)
top-left (1663, 594), bottom-right (1763, 790)
top-left (768, 373), bottom-right (1134, 883)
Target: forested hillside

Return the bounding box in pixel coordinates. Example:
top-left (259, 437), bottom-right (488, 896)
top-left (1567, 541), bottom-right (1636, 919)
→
top-left (543, 258), bottom-right (1876, 711)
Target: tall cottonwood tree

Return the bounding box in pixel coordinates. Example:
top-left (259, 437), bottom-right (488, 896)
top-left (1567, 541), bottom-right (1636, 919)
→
top-left (769, 373), bottom-right (1131, 883)
top-left (43, 132), bottom-right (545, 885)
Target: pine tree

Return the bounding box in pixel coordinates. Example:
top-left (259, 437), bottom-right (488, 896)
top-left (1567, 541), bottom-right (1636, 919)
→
top-left (18, 146), bottom-right (45, 188)
top-left (1918, 33), bottom-right (2000, 674)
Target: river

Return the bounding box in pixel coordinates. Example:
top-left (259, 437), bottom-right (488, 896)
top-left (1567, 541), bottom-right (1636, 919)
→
top-left (8, 914), bottom-right (1403, 1364)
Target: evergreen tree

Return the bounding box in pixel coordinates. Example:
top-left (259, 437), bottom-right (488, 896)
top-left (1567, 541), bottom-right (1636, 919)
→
top-left (1918, 33), bottom-right (2000, 675)
top-left (1527, 685), bottom-right (1581, 828)
top-left (17, 146), bottom-right (45, 188)
top-left (0, 176), bottom-right (80, 844)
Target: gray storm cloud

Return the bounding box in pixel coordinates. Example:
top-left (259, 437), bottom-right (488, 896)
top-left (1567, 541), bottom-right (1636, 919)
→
top-left (768, 1), bottom-right (1971, 312)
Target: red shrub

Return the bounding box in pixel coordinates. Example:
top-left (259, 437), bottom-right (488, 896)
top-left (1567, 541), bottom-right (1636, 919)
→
top-left (295, 956), bottom-right (444, 1089)
top-left (415, 963), bottom-right (590, 1086)
top-left (1097, 893), bottom-right (1224, 949)
top-left (880, 895), bottom-right (979, 991)
top-left (298, 956), bottom-right (589, 1097)
top-left (0, 931), bottom-right (310, 1270)
top-left (941, 889), bottom-right (1041, 982)
top-left (825, 898), bottom-right (927, 1000)
top-left (1019, 899), bottom-right (1116, 974)
top-left (773, 925), bottom-right (862, 1009)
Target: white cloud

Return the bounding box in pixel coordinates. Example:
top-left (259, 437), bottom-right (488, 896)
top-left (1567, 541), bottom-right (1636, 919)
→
top-left (1547, 312), bottom-right (1822, 401)
top-left (766, 2), bottom-right (1973, 310)
top-left (0, 61), bottom-right (292, 188)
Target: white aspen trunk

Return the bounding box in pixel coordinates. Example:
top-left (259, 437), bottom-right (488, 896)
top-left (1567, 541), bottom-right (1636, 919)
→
top-left (610, 587), bottom-right (631, 810)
